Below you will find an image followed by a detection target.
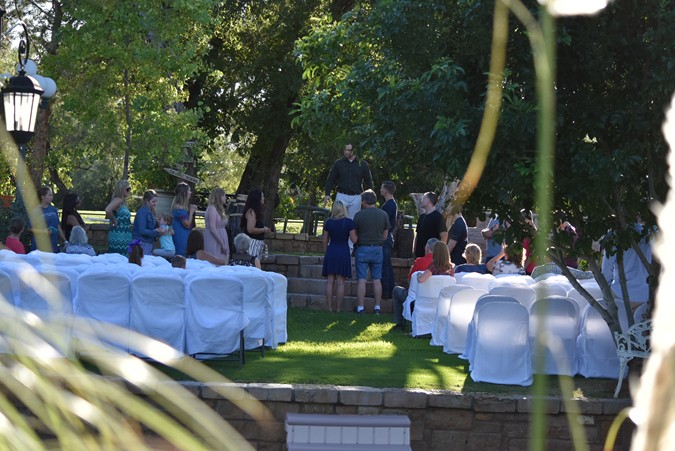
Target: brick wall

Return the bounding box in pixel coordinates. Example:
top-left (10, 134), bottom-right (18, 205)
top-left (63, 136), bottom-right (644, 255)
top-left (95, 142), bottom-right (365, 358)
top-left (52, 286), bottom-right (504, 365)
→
top-left (178, 382), bottom-right (633, 451)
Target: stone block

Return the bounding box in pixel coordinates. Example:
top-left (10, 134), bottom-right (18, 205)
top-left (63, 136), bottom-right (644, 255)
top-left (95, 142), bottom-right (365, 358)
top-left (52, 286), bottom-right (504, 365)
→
top-left (244, 383), bottom-right (293, 402)
top-left (299, 256), bottom-right (320, 265)
top-left (339, 386), bottom-right (383, 406)
top-left (602, 398), bottom-right (631, 415)
top-left (293, 384), bottom-right (339, 404)
top-left (517, 396), bottom-right (561, 414)
top-left (298, 403), bottom-right (336, 414)
top-left (428, 391), bottom-right (473, 409)
top-left (275, 233), bottom-right (295, 240)
top-left (425, 408), bottom-right (473, 430)
top-left (473, 396), bottom-right (517, 413)
top-left (430, 430), bottom-right (470, 449)
top-left (502, 422), bottom-right (529, 438)
top-left (294, 233), bottom-right (309, 241)
top-left (201, 382), bottom-right (248, 401)
top-left (178, 381), bottom-right (201, 396)
top-left (285, 266), bottom-right (299, 277)
top-left (383, 388), bottom-right (428, 409)
top-left (276, 255), bottom-right (299, 265)
top-left (566, 399), bottom-right (602, 415)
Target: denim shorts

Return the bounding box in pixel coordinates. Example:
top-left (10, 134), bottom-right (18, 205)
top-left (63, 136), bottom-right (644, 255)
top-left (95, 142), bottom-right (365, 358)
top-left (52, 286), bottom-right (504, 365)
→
top-left (355, 245), bottom-right (383, 280)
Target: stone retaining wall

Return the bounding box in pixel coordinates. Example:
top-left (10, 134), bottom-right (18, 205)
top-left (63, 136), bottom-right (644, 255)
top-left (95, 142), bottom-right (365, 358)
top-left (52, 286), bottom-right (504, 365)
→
top-left (179, 382), bottom-right (633, 451)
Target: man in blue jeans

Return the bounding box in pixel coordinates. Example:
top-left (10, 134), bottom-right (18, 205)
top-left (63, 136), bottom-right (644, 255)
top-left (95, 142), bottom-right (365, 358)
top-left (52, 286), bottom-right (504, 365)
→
top-left (353, 190), bottom-right (390, 314)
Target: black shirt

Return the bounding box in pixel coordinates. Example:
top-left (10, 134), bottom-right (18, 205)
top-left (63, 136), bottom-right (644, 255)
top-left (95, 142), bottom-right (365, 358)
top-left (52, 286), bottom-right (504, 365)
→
top-left (325, 157), bottom-right (373, 196)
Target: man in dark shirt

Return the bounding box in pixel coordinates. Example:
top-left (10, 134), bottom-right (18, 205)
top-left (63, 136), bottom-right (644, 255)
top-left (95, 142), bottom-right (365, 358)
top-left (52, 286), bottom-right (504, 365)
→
top-left (380, 180), bottom-right (398, 299)
top-left (324, 143), bottom-right (373, 219)
top-left (353, 190), bottom-right (390, 314)
top-left (413, 192), bottom-right (447, 258)
top-left (447, 206), bottom-right (468, 265)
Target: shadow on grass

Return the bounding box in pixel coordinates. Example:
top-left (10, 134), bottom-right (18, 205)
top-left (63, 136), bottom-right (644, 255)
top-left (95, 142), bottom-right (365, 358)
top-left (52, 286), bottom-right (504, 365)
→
top-left (154, 309), bottom-right (622, 398)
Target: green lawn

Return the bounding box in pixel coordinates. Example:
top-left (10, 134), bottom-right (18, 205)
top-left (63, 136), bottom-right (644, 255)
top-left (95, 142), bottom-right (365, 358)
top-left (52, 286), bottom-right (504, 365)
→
top-left (165, 309), bottom-right (621, 399)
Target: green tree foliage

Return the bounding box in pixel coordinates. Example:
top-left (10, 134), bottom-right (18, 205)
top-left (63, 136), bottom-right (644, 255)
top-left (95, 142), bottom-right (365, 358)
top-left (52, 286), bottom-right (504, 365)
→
top-left (42, 0), bottom-right (214, 192)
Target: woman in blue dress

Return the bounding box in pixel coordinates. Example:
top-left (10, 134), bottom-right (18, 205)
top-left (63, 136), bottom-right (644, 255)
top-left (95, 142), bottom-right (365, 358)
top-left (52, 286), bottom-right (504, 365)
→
top-left (30, 186), bottom-right (66, 252)
top-left (171, 182), bottom-right (197, 256)
top-left (105, 179), bottom-right (133, 256)
top-left (321, 201), bottom-right (355, 312)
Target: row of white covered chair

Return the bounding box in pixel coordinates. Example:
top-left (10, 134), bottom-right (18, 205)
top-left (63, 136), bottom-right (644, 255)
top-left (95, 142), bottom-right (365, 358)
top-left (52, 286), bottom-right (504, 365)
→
top-left (0, 254), bottom-right (287, 362)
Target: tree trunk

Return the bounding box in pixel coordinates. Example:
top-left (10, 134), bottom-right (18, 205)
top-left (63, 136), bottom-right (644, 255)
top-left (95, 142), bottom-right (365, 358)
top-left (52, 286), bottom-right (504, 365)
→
top-left (29, 104), bottom-right (51, 189)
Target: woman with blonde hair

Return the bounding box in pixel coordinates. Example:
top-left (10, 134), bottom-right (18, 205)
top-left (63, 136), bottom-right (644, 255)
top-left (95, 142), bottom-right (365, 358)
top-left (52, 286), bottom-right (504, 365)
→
top-left (105, 179), bottom-right (132, 256)
top-left (204, 187), bottom-right (230, 264)
top-left (454, 243), bottom-right (490, 274)
top-left (171, 182), bottom-right (197, 256)
top-left (321, 201), bottom-right (356, 312)
top-left (417, 241), bottom-right (454, 283)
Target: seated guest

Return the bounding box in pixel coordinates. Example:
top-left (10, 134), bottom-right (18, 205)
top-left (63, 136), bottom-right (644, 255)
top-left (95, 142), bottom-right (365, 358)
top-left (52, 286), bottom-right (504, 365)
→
top-left (5, 217), bottom-right (26, 254)
top-left (488, 243), bottom-right (527, 275)
top-left (171, 255), bottom-right (186, 269)
top-left (229, 233), bottom-right (262, 269)
top-left (185, 230), bottom-right (227, 266)
top-left (128, 239), bottom-right (144, 266)
top-left (417, 241), bottom-right (454, 283)
top-left (454, 243), bottom-right (490, 274)
top-left (65, 226), bottom-right (96, 257)
top-left (391, 237), bottom-right (439, 330)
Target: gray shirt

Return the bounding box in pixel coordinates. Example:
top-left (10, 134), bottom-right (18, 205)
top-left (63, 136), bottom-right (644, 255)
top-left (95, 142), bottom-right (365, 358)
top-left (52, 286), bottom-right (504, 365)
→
top-left (353, 207), bottom-right (389, 245)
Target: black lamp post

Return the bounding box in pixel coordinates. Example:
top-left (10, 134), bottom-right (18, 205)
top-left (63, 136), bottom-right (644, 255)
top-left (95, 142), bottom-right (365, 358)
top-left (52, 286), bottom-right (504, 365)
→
top-left (0, 9), bottom-right (44, 220)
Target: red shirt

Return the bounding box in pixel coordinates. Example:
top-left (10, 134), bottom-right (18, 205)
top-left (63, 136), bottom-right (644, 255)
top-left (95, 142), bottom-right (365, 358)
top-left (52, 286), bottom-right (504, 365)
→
top-left (4, 236), bottom-right (25, 254)
top-left (408, 253), bottom-right (434, 282)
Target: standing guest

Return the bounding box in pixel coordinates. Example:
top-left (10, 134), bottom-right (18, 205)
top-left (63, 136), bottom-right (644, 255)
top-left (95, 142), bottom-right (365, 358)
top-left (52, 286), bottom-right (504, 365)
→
top-left (447, 206), bottom-right (468, 265)
top-left (204, 187), bottom-right (230, 264)
top-left (185, 230), bottom-right (227, 266)
top-left (152, 214), bottom-right (175, 259)
top-left (413, 192), bottom-right (447, 258)
top-left (65, 226), bottom-right (96, 256)
top-left (4, 217), bottom-right (26, 254)
top-left (133, 189), bottom-right (164, 256)
top-left (230, 233), bottom-right (262, 269)
top-left (521, 209), bottom-right (538, 274)
top-left (322, 201), bottom-right (355, 312)
top-left (105, 179), bottom-right (133, 256)
top-left (128, 239), bottom-right (144, 266)
top-left (60, 193), bottom-right (86, 241)
top-left (324, 142), bottom-right (373, 220)
top-left (488, 243), bottom-right (527, 275)
top-left (417, 241), bottom-right (455, 283)
top-left (171, 182), bottom-right (197, 257)
top-left (455, 243), bottom-right (490, 274)
top-left (380, 181), bottom-right (398, 299)
top-left (481, 214), bottom-right (502, 264)
top-left (554, 210), bottom-right (579, 269)
top-left (30, 186), bottom-right (67, 252)
top-left (391, 238), bottom-right (439, 330)
top-left (240, 189), bottom-right (270, 259)
top-left (353, 189), bottom-right (389, 314)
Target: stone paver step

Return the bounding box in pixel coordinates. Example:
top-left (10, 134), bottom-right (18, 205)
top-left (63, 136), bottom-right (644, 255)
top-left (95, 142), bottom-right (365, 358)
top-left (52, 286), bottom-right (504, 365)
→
top-left (288, 293), bottom-right (393, 314)
top-left (287, 277), bottom-right (378, 297)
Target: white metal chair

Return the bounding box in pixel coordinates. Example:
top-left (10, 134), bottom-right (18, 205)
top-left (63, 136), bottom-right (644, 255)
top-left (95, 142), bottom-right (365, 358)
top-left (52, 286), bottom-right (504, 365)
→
top-left (529, 296), bottom-right (580, 376)
top-left (130, 270), bottom-right (186, 355)
top-left (470, 302), bottom-right (532, 386)
top-left (489, 284), bottom-right (537, 311)
top-left (576, 304), bottom-right (621, 379)
top-left (443, 288), bottom-right (488, 354)
top-left (410, 275), bottom-right (456, 337)
top-left (430, 284), bottom-right (472, 347)
top-left (613, 319), bottom-right (652, 398)
top-left (461, 295), bottom-right (519, 367)
top-left (184, 272), bottom-right (249, 363)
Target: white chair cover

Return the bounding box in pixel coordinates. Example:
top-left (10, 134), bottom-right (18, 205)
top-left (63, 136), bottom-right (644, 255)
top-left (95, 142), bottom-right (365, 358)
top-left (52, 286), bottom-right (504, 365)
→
top-left (402, 271), bottom-right (422, 321)
top-left (235, 271), bottom-right (273, 350)
top-left (529, 296), bottom-right (580, 376)
top-left (430, 284), bottom-right (472, 347)
top-left (411, 275), bottom-right (456, 337)
top-left (489, 284), bottom-right (537, 311)
top-left (130, 270), bottom-right (186, 355)
top-left (454, 272), bottom-right (495, 292)
top-left (184, 272), bottom-right (249, 357)
top-left (142, 255), bottom-right (171, 267)
top-left (576, 304), bottom-right (621, 378)
top-left (533, 280), bottom-right (569, 299)
top-left (461, 294), bottom-right (519, 365)
top-left (0, 269), bottom-right (19, 353)
top-left (487, 275), bottom-right (535, 291)
top-left (185, 258), bottom-right (216, 270)
top-left (443, 288), bottom-right (488, 354)
top-left (470, 302), bottom-right (533, 386)
top-left (261, 271), bottom-right (288, 347)
top-left (95, 253), bottom-right (128, 265)
top-left (10, 265), bottom-right (73, 317)
top-left (74, 267), bottom-right (132, 352)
